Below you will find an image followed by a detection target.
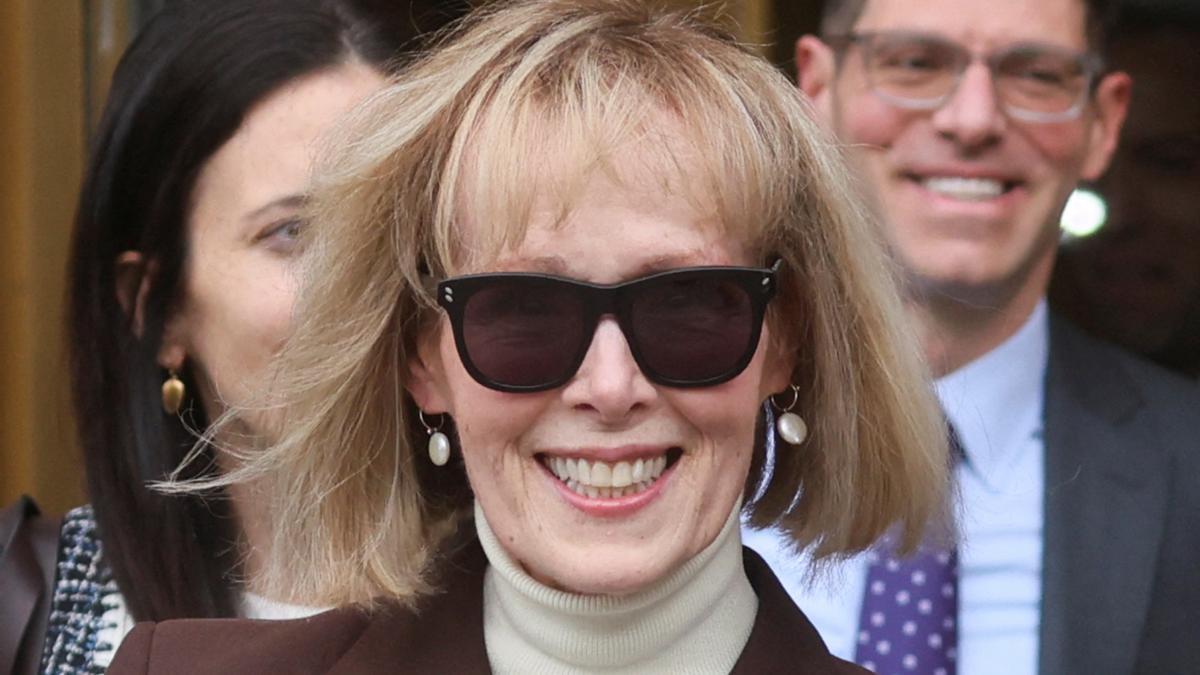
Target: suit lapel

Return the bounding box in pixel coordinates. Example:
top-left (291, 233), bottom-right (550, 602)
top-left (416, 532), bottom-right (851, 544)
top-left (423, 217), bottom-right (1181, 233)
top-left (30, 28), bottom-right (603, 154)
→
top-left (1038, 318), bottom-right (1168, 674)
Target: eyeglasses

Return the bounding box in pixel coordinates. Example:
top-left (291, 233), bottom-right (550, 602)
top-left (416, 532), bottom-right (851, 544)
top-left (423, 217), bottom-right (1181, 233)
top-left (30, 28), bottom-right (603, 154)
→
top-left (829, 31), bottom-right (1103, 123)
top-left (436, 262), bottom-right (781, 393)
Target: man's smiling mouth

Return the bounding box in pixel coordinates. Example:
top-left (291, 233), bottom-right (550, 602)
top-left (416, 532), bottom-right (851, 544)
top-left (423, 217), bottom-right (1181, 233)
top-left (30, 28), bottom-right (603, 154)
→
top-left (914, 175), bottom-right (1019, 201)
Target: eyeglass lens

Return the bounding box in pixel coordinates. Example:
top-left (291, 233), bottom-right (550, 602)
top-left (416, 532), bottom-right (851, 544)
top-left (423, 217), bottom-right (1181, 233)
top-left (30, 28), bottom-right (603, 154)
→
top-left (448, 268), bottom-right (770, 392)
top-left (860, 32), bottom-right (1093, 119)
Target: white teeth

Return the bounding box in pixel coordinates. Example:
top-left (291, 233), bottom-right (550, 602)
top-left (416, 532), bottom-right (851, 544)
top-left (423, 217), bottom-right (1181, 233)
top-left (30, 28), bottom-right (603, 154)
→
top-left (590, 462), bottom-right (612, 488)
top-left (542, 453), bottom-right (672, 499)
top-left (632, 458), bottom-right (645, 483)
top-left (922, 176), bottom-right (1005, 201)
top-left (612, 461), bottom-right (632, 488)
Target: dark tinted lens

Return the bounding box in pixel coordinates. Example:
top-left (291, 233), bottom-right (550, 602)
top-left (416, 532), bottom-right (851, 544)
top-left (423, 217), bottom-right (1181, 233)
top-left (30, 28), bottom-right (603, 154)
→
top-left (629, 276), bottom-right (754, 382)
top-left (461, 280), bottom-right (585, 387)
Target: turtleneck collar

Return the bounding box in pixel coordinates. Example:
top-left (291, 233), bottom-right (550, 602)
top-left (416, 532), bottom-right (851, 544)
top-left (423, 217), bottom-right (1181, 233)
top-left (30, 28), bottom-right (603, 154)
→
top-left (476, 500), bottom-right (757, 674)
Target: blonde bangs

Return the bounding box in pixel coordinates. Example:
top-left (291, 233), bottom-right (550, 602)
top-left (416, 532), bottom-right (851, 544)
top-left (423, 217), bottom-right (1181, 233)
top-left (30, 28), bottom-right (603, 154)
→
top-left (431, 7), bottom-right (812, 273)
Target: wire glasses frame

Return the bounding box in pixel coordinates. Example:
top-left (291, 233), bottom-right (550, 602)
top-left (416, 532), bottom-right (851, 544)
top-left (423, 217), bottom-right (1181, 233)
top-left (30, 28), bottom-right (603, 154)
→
top-left (828, 30), bottom-right (1105, 123)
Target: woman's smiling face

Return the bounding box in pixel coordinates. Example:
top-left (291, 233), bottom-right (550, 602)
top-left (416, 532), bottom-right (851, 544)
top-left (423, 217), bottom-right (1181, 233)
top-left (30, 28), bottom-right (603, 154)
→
top-left (408, 150), bottom-right (793, 595)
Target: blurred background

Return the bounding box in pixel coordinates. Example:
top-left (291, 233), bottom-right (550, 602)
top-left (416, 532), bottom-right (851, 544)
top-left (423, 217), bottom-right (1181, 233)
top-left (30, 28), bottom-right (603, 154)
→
top-left (1, 0), bottom-right (1194, 514)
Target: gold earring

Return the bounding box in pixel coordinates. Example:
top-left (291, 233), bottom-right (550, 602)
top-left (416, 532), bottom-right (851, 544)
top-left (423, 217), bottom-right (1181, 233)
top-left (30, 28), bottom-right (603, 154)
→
top-left (162, 370), bottom-right (186, 415)
top-left (770, 384), bottom-right (807, 445)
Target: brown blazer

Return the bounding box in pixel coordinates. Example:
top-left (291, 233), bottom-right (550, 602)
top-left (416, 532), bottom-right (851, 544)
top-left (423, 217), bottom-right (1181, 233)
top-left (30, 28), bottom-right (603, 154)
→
top-left (109, 540), bottom-right (866, 674)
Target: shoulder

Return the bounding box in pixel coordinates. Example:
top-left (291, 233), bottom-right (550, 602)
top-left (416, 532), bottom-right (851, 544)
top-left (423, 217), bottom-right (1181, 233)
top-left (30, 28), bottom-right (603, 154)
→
top-left (735, 547), bottom-right (868, 674)
top-left (107, 538), bottom-right (491, 674)
top-left (1049, 315), bottom-right (1199, 404)
top-left (107, 609), bottom-right (373, 675)
top-left (1046, 315), bottom-right (1200, 509)
top-left (1048, 315), bottom-right (1200, 434)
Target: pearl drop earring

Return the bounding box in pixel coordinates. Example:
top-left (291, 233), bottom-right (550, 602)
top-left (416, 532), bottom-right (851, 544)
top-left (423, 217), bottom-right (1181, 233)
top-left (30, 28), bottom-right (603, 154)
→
top-left (771, 384), bottom-right (808, 445)
top-left (420, 410), bottom-right (451, 466)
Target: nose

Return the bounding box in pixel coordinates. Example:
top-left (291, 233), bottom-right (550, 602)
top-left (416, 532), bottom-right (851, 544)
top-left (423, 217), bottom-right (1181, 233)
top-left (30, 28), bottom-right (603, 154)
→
top-left (561, 317), bottom-right (656, 423)
top-left (931, 61), bottom-right (1006, 151)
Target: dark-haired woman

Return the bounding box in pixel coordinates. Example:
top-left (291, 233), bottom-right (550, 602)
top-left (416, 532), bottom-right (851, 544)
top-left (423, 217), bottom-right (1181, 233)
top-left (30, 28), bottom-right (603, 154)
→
top-left (35, 1), bottom-right (461, 671)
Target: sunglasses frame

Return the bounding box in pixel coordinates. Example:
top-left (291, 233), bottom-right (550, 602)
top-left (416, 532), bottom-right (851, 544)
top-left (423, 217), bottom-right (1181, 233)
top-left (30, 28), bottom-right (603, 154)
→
top-left (436, 260), bottom-right (782, 393)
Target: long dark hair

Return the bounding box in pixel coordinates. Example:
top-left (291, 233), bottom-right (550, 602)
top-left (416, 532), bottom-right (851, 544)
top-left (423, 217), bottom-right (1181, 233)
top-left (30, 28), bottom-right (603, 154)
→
top-left (67, 0), bottom-right (465, 621)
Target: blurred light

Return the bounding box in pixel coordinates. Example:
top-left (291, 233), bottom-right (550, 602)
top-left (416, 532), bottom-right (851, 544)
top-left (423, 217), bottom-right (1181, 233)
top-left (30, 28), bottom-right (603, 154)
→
top-left (1060, 188), bottom-right (1108, 239)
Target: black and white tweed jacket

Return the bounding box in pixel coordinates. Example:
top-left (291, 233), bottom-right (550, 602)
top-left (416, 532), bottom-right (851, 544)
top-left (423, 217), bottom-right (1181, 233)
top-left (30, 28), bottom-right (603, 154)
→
top-left (39, 506), bottom-right (129, 674)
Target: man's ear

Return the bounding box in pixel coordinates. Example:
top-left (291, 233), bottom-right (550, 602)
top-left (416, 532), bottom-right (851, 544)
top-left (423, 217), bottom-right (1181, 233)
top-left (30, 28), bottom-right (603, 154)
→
top-left (795, 35), bottom-right (838, 125)
top-left (1080, 70), bottom-right (1132, 181)
top-left (406, 331), bottom-right (451, 415)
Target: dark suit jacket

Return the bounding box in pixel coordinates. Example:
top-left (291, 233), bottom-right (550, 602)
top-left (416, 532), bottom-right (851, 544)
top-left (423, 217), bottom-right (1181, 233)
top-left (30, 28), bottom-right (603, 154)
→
top-left (1040, 317), bottom-right (1200, 674)
top-left (108, 541), bottom-right (866, 674)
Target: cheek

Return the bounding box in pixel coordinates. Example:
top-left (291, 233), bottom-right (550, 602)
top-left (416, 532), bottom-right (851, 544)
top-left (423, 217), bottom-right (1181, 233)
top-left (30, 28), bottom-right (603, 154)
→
top-left (678, 385), bottom-right (763, 472)
top-left (689, 335), bottom-right (779, 457)
top-left (836, 88), bottom-right (911, 150)
top-left (1021, 123), bottom-right (1090, 178)
top-left (434, 337), bottom-right (546, 465)
top-left (231, 270), bottom-right (296, 356)
top-left (191, 264), bottom-right (296, 386)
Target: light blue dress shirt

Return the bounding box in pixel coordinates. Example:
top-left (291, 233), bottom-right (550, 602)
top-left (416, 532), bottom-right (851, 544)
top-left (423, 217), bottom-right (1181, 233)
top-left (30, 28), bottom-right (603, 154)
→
top-left (745, 301), bottom-right (1049, 675)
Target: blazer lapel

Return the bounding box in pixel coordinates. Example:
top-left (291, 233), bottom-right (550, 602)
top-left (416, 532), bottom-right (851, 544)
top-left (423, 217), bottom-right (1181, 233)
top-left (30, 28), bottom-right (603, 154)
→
top-left (329, 538), bottom-right (492, 674)
top-left (1039, 318), bottom-right (1168, 674)
top-left (733, 547), bottom-right (865, 674)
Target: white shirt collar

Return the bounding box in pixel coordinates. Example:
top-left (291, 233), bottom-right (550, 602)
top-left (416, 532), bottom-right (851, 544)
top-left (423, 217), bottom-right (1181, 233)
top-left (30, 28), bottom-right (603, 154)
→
top-left (935, 301), bottom-right (1049, 491)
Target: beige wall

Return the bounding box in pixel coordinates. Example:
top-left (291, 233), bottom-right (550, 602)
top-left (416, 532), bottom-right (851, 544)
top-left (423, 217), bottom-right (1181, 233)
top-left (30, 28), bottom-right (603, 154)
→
top-left (0, 1), bottom-right (88, 514)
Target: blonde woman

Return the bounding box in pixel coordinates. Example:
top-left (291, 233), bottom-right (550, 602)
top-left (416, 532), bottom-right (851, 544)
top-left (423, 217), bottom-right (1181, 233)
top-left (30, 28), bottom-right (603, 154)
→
top-left (110, 1), bottom-right (952, 672)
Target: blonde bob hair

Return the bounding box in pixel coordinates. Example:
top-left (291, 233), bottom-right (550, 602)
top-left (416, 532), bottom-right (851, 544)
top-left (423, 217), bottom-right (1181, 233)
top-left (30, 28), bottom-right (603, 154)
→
top-left (203, 0), bottom-right (951, 606)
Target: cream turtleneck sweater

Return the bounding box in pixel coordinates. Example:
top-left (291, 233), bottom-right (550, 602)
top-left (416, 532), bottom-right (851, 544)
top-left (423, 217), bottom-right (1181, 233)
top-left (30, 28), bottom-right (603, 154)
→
top-left (476, 500), bottom-right (758, 674)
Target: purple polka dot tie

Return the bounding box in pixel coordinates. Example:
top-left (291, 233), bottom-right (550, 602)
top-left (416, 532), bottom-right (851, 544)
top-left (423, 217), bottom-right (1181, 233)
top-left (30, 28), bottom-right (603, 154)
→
top-left (853, 537), bottom-right (958, 674)
top-left (855, 424), bottom-right (960, 674)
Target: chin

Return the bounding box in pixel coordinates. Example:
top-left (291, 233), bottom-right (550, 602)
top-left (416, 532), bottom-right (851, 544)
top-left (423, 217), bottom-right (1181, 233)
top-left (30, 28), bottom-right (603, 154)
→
top-left (564, 572), bottom-right (666, 597)
top-left (540, 546), bottom-right (679, 596)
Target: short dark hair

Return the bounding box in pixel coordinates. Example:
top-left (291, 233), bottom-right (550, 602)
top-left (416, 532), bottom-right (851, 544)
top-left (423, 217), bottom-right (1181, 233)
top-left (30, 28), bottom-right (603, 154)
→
top-left (67, 0), bottom-right (465, 621)
top-left (819, 0), bottom-right (1117, 57)
top-left (1112, 2), bottom-right (1200, 42)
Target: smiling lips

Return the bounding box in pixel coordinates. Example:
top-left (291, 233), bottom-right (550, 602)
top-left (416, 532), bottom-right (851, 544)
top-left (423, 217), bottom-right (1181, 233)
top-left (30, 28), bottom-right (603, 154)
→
top-left (920, 176), bottom-right (1008, 201)
top-left (540, 453), bottom-right (670, 499)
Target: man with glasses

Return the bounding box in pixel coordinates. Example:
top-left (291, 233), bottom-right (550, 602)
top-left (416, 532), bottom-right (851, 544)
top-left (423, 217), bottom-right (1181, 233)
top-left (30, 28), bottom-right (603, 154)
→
top-left (745, 0), bottom-right (1200, 673)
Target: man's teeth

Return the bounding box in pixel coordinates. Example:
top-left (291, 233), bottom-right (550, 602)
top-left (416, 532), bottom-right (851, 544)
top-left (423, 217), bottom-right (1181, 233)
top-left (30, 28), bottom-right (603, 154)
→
top-left (922, 176), bottom-right (1005, 201)
top-left (544, 455), bottom-right (669, 499)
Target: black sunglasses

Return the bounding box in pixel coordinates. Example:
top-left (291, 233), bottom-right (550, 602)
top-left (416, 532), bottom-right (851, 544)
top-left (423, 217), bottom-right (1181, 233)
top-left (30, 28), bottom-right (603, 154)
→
top-left (436, 261), bottom-right (782, 393)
